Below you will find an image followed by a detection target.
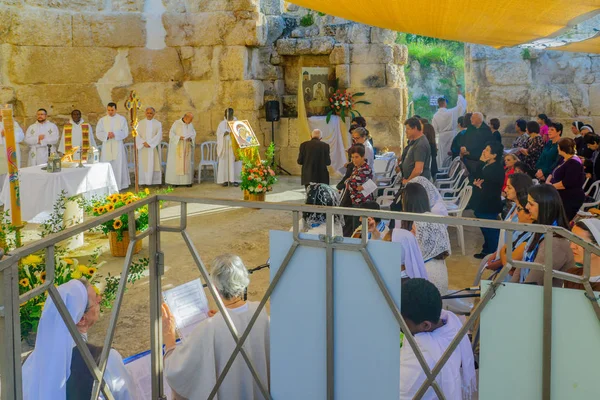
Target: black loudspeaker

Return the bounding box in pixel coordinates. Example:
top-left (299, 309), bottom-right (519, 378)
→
top-left (265, 100), bottom-right (280, 122)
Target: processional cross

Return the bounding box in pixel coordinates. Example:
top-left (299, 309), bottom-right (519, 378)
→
top-left (125, 91), bottom-right (142, 193)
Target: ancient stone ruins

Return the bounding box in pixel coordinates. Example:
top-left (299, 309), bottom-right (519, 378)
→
top-left (1, 0), bottom-right (599, 171)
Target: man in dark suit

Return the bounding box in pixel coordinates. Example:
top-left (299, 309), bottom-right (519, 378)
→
top-left (298, 129), bottom-right (331, 188)
top-left (461, 112), bottom-right (493, 174)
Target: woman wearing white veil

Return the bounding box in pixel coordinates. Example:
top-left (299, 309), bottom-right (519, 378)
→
top-left (409, 176), bottom-right (448, 216)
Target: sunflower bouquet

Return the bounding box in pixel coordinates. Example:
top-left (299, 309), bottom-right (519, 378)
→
top-left (91, 189), bottom-right (151, 242)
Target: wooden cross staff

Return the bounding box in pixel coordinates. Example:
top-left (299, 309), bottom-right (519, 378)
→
top-left (125, 91), bottom-right (142, 193)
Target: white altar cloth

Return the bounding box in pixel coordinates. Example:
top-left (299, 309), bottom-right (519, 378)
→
top-left (1, 163), bottom-right (119, 223)
top-left (308, 115), bottom-right (349, 174)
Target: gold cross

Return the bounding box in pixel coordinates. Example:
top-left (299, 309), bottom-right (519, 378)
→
top-left (124, 91), bottom-right (142, 137)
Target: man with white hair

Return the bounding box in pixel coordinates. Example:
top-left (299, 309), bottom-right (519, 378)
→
top-left (163, 254), bottom-right (270, 400)
top-left (136, 107), bottom-right (162, 185)
top-left (461, 112), bottom-right (493, 173)
top-left (431, 86), bottom-right (466, 166)
top-left (22, 279), bottom-right (135, 399)
top-left (166, 112), bottom-right (196, 186)
top-left (297, 128), bottom-right (331, 188)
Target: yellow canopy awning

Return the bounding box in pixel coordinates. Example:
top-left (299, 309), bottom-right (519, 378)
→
top-left (288, 1), bottom-right (600, 53)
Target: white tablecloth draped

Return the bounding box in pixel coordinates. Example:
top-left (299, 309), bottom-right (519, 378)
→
top-left (308, 115), bottom-right (349, 174)
top-left (1, 163), bottom-right (119, 223)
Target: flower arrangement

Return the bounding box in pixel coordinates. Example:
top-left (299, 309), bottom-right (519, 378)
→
top-left (91, 189), bottom-right (151, 241)
top-left (239, 143), bottom-right (278, 195)
top-left (326, 88), bottom-right (370, 123)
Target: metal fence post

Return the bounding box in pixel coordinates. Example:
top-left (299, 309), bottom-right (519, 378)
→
top-left (542, 232), bottom-right (553, 400)
top-left (0, 264), bottom-right (22, 400)
top-left (148, 198), bottom-right (166, 400)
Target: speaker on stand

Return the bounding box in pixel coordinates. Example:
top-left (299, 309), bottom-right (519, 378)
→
top-left (265, 100), bottom-right (291, 176)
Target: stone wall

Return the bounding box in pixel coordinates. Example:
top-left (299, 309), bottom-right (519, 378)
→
top-left (0, 0), bottom-right (407, 174)
top-left (465, 44), bottom-right (600, 139)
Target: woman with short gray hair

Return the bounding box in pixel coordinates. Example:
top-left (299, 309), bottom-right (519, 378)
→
top-left (162, 254), bottom-right (270, 400)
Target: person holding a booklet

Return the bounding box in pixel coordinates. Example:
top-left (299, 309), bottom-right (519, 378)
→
top-left (341, 145), bottom-right (375, 237)
top-left (162, 254), bottom-right (270, 400)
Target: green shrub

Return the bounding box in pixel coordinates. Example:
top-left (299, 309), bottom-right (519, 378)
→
top-left (300, 11), bottom-right (315, 27)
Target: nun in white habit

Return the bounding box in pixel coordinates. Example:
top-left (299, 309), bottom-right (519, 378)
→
top-left (163, 254), bottom-right (270, 400)
top-left (22, 279), bottom-right (135, 400)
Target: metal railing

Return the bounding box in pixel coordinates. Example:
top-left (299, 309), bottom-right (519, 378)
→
top-left (1, 194), bottom-right (599, 400)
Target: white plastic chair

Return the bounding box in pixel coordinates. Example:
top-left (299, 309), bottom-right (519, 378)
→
top-left (124, 143), bottom-right (135, 173)
top-left (436, 161), bottom-right (465, 189)
top-left (436, 157), bottom-right (461, 179)
top-left (439, 169), bottom-right (467, 198)
top-left (198, 141), bottom-right (218, 183)
top-left (579, 180), bottom-right (600, 211)
top-left (374, 157), bottom-right (397, 184)
top-left (446, 185), bottom-right (473, 255)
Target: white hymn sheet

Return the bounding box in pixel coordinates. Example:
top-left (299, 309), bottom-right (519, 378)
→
top-left (162, 279), bottom-right (209, 340)
top-left (125, 351), bottom-right (173, 400)
top-left (361, 179), bottom-right (377, 196)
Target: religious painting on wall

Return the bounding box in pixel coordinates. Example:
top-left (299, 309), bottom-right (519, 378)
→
top-left (301, 67), bottom-right (336, 117)
top-left (228, 120), bottom-right (260, 149)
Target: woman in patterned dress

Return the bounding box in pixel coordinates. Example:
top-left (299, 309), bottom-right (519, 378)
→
top-left (341, 145), bottom-right (373, 236)
top-left (519, 121), bottom-right (544, 176)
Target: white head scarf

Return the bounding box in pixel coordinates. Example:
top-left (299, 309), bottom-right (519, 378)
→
top-left (23, 279), bottom-right (88, 400)
top-left (581, 219), bottom-right (600, 243)
top-left (303, 183), bottom-right (344, 229)
top-left (391, 228), bottom-right (428, 279)
top-left (414, 218), bottom-right (452, 261)
top-left (409, 176), bottom-right (448, 216)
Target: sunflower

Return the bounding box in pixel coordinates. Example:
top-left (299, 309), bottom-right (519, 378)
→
top-left (110, 196), bottom-right (119, 204)
top-left (125, 199), bottom-right (133, 205)
top-left (126, 192), bottom-right (134, 198)
top-left (106, 203), bottom-right (115, 212)
top-left (63, 258), bottom-right (74, 265)
top-left (22, 254), bottom-right (43, 266)
top-left (113, 219), bottom-right (123, 230)
top-left (97, 206), bottom-right (106, 214)
top-left (19, 278), bottom-right (29, 287)
top-left (71, 270), bottom-right (82, 279)
top-left (40, 271), bottom-right (46, 281)
top-left (78, 265), bottom-right (89, 274)
top-left (93, 207), bottom-right (99, 214)
top-left (88, 267), bottom-right (97, 276)
top-left (145, 188), bottom-right (150, 195)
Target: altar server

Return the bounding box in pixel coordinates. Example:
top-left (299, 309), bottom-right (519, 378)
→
top-left (432, 86), bottom-right (467, 167)
top-left (25, 108), bottom-right (59, 166)
top-left (59, 109), bottom-right (96, 160)
top-left (22, 279), bottom-right (136, 400)
top-left (163, 254), bottom-right (270, 400)
top-left (136, 107), bottom-right (162, 185)
top-left (96, 102), bottom-right (130, 190)
top-left (166, 112), bottom-right (196, 186)
top-left (0, 114), bottom-right (24, 170)
top-left (216, 108), bottom-right (242, 187)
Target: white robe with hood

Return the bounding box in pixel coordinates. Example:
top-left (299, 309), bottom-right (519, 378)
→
top-left (96, 114), bottom-right (131, 190)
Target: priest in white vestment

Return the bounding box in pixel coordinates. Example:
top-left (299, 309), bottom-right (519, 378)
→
top-left (166, 112), bottom-right (196, 186)
top-left (22, 279), bottom-right (136, 400)
top-left (431, 87), bottom-right (467, 167)
top-left (399, 279), bottom-right (476, 400)
top-left (59, 109), bottom-right (96, 159)
top-left (136, 107), bottom-right (162, 185)
top-left (163, 254), bottom-right (270, 400)
top-left (216, 108), bottom-right (242, 186)
top-left (24, 108), bottom-right (59, 166)
top-left (96, 102), bottom-right (131, 190)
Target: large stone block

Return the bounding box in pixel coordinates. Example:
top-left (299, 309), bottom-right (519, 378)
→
top-left (351, 88), bottom-right (402, 117)
top-left (0, 6), bottom-right (72, 46)
top-left (188, 0), bottom-right (259, 12)
top-left (179, 46), bottom-right (214, 81)
top-left (281, 95), bottom-right (297, 118)
top-left (261, 0), bottom-right (282, 15)
top-left (350, 64), bottom-right (386, 88)
top-left (249, 48), bottom-right (283, 80)
top-left (262, 79), bottom-right (284, 99)
top-left (9, 46), bottom-right (117, 85)
top-left (14, 84), bottom-right (104, 117)
top-left (329, 44), bottom-right (350, 65)
top-left (336, 65), bottom-right (350, 88)
top-left (386, 64), bottom-right (406, 88)
top-left (365, 116), bottom-right (402, 149)
top-left (393, 44), bottom-right (408, 66)
top-left (348, 24), bottom-right (371, 44)
top-left (163, 12), bottom-right (236, 46)
top-left (484, 60), bottom-right (532, 85)
top-left (310, 37), bottom-right (335, 55)
top-left (0, 86), bottom-right (16, 105)
top-left (350, 44), bottom-right (393, 64)
top-left (370, 28), bottom-right (396, 45)
top-left (276, 38), bottom-right (298, 55)
top-left (162, 0), bottom-right (187, 12)
top-left (266, 15), bottom-right (285, 44)
top-left (110, 82), bottom-right (171, 113)
top-left (590, 84), bottom-right (600, 116)
top-left (218, 80), bottom-right (264, 111)
top-left (183, 81), bottom-right (219, 112)
top-left (164, 83), bottom-right (194, 112)
top-left (220, 46), bottom-right (250, 81)
top-left (296, 39), bottom-right (312, 55)
top-left (25, 0), bottom-right (104, 10)
top-left (225, 12), bottom-right (267, 46)
top-left (128, 48), bottom-right (185, 83)
top-left (73, 13), bottom-right (146, 47)
top-left (112, 0), bottom-right (144, 11)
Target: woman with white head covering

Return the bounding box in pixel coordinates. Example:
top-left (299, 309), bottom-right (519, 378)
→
top-left (566, 219), bottom-right (600, 291)
top-left (297, 183), bottom-right (344, 236)
top-left (391, 228), bottom-right (428, 280)
top-left (22, 279), bottom-right (135, 400)
top-left (409, 176), bottom-right (448, 216)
